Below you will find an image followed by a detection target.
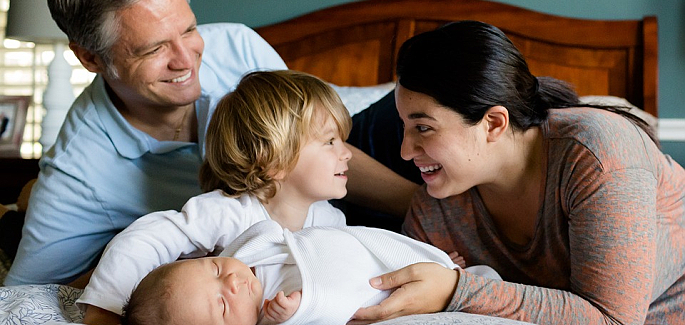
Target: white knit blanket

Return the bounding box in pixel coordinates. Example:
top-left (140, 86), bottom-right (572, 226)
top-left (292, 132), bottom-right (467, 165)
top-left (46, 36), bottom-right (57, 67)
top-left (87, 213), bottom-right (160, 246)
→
top-left (223, 220), bottom-right (501, 325)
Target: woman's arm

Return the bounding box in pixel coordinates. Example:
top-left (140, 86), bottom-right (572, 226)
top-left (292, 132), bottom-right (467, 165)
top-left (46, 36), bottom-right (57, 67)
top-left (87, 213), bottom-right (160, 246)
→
top-left (354, 169), bottom-right (658, 324)
top-left (344, 145), bottom-right (419, 217)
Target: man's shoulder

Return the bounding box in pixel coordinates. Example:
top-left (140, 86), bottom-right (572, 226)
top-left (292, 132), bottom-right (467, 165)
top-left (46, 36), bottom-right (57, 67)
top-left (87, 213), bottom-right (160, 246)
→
top-left (197, 22), bottom-right (254, 39)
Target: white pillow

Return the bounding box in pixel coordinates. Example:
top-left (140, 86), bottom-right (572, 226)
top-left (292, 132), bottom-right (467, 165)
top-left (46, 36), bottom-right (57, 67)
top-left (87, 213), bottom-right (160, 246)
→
top-left (330, 82), bottom-right (395, 116)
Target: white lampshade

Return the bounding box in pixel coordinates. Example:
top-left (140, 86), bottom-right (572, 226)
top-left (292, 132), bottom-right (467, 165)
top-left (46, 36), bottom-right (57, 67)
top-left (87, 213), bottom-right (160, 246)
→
top-left (5, 0), bottom-right (67, 44)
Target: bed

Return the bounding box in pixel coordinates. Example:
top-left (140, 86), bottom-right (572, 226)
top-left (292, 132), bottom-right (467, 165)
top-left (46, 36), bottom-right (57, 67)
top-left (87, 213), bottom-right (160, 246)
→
top-left (0, 0), bottom-right (658, 324)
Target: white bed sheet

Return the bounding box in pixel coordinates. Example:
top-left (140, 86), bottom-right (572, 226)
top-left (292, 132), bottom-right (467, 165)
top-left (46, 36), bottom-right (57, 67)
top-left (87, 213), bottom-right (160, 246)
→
top-left (0, 284), bottom-right (535, 325)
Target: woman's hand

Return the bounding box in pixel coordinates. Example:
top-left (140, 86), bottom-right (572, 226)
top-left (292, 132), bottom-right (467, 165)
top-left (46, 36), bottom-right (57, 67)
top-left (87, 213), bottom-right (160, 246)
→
top-left (448, 251), bottom-right (466, 268)
top-left (350, 262), bottom-right (459, 323)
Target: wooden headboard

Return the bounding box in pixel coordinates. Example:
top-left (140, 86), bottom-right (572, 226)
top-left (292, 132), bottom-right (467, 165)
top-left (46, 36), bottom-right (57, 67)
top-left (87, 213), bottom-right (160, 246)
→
top-left (255, 0), bottom-right (659, 117)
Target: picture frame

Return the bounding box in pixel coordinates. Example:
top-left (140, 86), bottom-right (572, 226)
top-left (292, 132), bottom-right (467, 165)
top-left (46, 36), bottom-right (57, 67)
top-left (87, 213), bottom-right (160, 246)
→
top-left (0, 95), bottom-right (31, 158)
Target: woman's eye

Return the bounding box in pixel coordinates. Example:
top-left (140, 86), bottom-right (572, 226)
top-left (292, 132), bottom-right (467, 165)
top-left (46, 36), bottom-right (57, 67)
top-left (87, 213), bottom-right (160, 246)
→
top-left (416, 125), bottom-right (430, 132)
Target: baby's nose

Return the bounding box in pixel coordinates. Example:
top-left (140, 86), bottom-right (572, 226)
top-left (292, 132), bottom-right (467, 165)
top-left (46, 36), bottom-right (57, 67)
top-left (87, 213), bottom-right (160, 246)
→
top-left (226, 273), bottom-right (244, 294)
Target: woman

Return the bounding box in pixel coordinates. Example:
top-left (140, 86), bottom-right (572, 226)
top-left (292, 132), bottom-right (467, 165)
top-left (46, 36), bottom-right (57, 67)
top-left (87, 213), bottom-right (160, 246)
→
top-left (352, 21), bottom-right (685, 324)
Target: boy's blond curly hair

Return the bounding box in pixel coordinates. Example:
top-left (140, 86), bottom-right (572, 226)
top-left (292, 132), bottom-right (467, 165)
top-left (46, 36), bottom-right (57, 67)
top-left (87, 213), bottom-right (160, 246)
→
top-left (199, 70), bottom-right (352, 202)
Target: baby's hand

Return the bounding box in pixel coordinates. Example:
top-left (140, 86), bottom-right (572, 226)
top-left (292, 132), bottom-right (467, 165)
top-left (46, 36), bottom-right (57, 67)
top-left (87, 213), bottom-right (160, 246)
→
top-left (448, 251), bottom-right (466, 268)
top-left (261, 290), bottom-right (302, 324)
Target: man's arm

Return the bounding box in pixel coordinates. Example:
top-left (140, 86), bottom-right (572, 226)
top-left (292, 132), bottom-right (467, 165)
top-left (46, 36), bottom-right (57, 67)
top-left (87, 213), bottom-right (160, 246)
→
top-left (344, 145), bottom-right (419, 217)
top-left (4, 168), bottom-right (113, 285)
top-left (83, 305), bottom-right (120, 325)
top-left (68, 268), bottom-right (94, 289)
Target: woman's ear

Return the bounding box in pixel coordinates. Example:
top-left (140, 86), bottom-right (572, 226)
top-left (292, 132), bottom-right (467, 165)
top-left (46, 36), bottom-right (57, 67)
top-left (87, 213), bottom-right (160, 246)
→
top-left (69, 42), bottom-right (105, 74)
top-left (483, 106), bottom-right (509, 142)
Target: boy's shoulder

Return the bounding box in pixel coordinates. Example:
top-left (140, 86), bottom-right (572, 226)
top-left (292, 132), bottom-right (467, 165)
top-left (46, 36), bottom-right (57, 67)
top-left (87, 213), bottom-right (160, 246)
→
top-left (182, 190), bottom-right (260, 213)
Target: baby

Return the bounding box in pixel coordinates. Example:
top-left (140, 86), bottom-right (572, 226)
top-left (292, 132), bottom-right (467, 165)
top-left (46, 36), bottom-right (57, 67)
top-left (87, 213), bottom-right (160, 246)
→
top-left (122, 220), bottom-right (501, 325)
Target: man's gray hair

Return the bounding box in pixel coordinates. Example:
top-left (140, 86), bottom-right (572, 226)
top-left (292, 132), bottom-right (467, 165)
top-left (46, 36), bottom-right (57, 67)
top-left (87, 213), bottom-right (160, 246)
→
top-left (47, 0), bottom-right (191, 78)
top-left (47, 0), bottom-right (139, 77)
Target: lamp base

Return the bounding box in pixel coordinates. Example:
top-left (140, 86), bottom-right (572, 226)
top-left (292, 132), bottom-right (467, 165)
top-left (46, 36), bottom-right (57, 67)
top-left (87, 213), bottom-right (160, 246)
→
top-left (39, 43), bottom-right (74, 154)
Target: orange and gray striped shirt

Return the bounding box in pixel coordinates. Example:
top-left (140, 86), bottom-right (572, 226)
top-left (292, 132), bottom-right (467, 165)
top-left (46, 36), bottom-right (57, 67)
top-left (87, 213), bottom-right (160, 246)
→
top-left (403, 107), bottom-right (685, 324)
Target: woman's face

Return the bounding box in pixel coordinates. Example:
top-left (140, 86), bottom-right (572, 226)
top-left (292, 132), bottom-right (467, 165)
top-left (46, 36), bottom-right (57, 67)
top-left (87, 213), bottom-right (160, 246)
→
top-left (396, 85), bottom-right (488, 199)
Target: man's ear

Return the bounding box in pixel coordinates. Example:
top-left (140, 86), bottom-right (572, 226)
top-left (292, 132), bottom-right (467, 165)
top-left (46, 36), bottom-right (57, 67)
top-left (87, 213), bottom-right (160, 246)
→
top-left (483, 106), bottom-right (509, 142)
top-left (69, 42), bottom-right (105, 74)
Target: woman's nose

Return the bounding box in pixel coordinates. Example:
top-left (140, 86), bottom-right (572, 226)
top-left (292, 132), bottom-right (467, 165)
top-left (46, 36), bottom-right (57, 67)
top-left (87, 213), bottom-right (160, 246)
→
top-left (400, 134), bottom-right (418, 161)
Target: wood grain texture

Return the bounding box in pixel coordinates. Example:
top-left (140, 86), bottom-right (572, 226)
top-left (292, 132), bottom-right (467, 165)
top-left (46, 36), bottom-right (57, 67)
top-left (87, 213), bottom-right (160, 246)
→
top-left (256, 0), bottom-right (658, 117)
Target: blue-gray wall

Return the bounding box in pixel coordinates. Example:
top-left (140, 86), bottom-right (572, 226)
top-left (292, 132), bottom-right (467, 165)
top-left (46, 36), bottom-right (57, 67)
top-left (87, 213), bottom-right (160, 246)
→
top-left (191, 0), bottom-right (685, 165)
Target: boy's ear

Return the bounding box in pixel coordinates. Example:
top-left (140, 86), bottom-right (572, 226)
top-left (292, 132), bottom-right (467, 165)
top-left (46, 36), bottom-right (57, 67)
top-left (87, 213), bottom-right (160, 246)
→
top-left (483, 106), bottom-right (509, 142)
top-left (269, 169), bottom-right (287, 181)
top-left (69, 42), bottom-right (105, 74)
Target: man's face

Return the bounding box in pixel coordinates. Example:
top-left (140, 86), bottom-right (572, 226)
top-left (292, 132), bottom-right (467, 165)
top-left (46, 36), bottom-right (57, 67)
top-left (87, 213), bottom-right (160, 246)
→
top-left (104, 0), bottom-right (204, 112)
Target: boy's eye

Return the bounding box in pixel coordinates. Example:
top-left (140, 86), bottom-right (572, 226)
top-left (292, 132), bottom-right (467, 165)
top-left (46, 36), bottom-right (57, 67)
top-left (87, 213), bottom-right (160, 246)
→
top-left (214, 262), bottom-right (220, 276)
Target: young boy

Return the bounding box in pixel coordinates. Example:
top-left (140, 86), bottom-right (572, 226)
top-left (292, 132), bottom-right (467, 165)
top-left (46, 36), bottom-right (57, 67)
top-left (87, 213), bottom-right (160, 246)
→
top-left (78, 70), bottom-right (352, 322)
top-left (122, 220), bottom-right (501, 325)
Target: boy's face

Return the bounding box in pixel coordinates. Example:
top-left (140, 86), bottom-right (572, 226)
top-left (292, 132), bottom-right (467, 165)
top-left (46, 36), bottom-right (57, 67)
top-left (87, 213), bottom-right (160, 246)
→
top-left (281, 112), bottom-right (352, 203)
top-left (165, 257), bottom-right (263, 325)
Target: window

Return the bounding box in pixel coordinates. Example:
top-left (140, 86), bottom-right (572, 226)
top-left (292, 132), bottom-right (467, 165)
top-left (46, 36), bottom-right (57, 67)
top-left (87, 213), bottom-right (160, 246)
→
top-left (1, 0), bottom-right (94, 158)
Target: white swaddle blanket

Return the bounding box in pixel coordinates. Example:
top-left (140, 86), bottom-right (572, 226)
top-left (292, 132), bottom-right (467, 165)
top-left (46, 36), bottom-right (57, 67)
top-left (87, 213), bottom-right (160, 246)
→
top-left (221, 220), bottom-right (500, 325)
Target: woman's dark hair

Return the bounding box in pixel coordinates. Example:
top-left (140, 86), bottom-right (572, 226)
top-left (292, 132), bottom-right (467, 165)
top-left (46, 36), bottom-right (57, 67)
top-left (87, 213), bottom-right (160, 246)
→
top-left (396, 20), bottom-right (658, 144)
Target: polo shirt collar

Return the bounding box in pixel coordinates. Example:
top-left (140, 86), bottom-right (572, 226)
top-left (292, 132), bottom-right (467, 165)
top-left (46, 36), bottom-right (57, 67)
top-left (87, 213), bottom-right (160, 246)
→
top-left (92, 75), bottom-right (195, 159)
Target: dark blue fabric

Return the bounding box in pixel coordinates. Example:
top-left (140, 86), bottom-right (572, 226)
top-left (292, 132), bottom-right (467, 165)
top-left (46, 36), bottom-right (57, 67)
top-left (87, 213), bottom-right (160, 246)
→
top-left (0, 210), bottom-right (24, 259)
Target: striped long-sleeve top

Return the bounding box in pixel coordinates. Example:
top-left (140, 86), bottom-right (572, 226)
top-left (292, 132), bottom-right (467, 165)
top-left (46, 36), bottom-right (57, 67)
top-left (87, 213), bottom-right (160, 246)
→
top-left (403, 107), bottom-right (685, 324)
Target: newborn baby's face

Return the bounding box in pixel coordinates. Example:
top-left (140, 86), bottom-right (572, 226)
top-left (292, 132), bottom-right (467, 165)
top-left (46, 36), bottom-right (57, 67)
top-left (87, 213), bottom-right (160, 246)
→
top-left (167, 257), bottom-right (263, 325)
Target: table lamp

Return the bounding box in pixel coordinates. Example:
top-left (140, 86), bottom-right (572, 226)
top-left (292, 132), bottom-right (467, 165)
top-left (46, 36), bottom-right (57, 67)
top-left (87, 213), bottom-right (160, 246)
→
top-left (5, 0), bottom-right (75, 154)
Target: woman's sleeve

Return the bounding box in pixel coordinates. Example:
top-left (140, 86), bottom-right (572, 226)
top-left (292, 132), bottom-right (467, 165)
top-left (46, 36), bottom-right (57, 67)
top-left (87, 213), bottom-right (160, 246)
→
top-left (447, 168), bottom-right (657, 324)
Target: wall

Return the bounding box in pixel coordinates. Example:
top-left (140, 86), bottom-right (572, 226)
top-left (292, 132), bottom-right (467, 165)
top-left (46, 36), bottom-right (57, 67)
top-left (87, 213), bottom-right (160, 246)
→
top-left (191, 0), bottom-right (685, 164)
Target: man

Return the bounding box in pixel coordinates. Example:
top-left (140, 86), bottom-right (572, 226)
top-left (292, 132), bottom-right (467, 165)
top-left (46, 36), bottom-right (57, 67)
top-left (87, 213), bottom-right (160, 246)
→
top-left (5, 0), bottom-right (417, 289)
